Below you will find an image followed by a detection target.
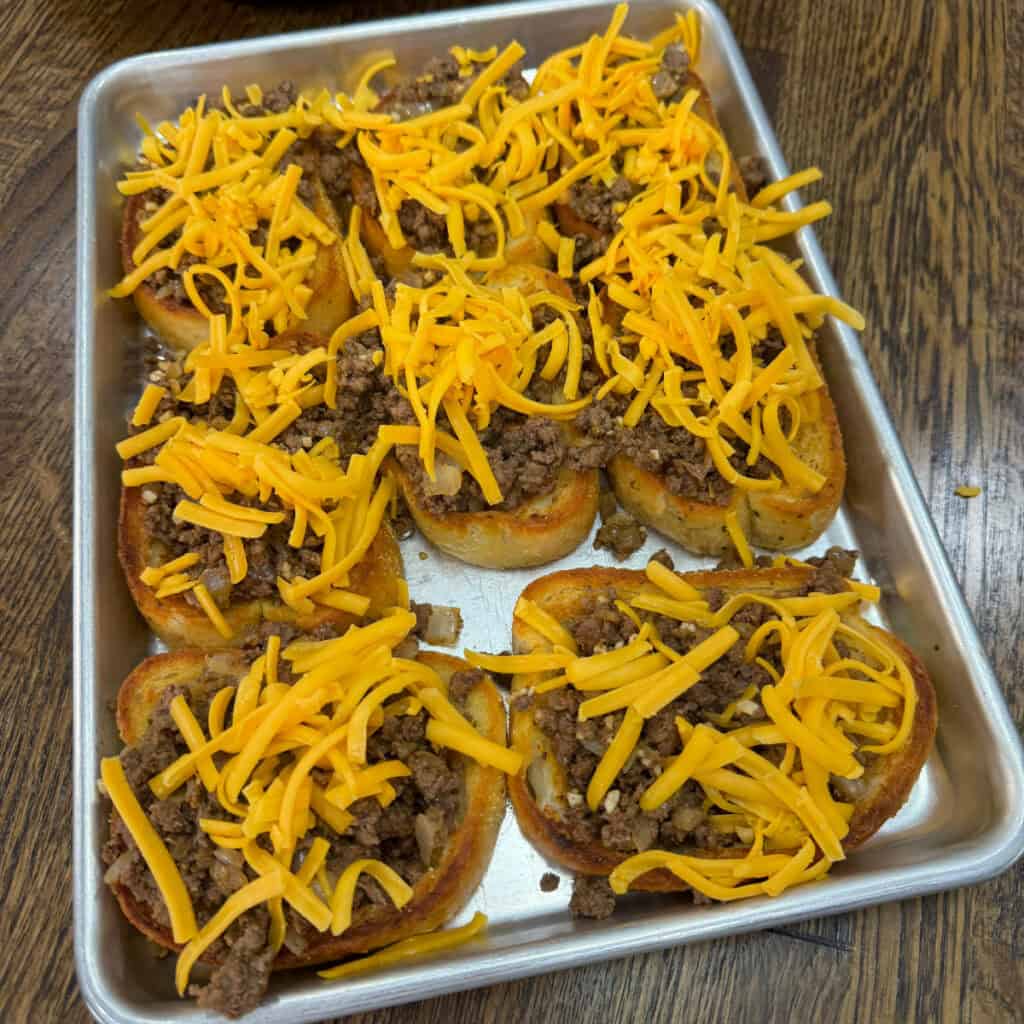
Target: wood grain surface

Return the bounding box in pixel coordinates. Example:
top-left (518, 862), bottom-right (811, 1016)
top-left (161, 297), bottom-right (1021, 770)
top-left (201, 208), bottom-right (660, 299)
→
top-left (0, 0), bottom-right (1020, 1020)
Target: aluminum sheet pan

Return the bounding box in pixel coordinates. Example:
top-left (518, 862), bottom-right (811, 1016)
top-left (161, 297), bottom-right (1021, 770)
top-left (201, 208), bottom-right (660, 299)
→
top-left (74, 2), bottom-right (1024, 1021)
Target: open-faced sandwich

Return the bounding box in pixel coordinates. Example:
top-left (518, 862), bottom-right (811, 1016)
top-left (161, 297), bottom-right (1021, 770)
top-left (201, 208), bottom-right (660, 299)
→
top-left (109, 4), bottom-right (863, 571)
top-left (112, 82), bottom-right (354, 352)
top-left (468, 551), bottom-right (935, 915)
top-left (100, 613), bottom-right (519, 1016)
top-left (116, 326), bottom-right (407, 648)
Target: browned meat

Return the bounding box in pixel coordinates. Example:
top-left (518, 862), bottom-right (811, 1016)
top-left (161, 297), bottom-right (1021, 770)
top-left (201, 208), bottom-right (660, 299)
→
top-left (649, 43), bottom-right (691, 103)
top-left (398, 408), bottom-right (568, 513)
top-left (594, 510), bottom-right (647, 561)
top-left (649, 548), bottom-right (674, 569)
top-left (569, 875), bottom-right (616, 919)
top-left (567, 176), bottom-right (636, 235)
top-left (802, 547), bottom-right (858, 593)
top-left (192, 916), bottom-right (275, 1018)
top-left (738, 155), bottom-right (770, 199)
top-left (103, 675), bottom-right (468, 1008)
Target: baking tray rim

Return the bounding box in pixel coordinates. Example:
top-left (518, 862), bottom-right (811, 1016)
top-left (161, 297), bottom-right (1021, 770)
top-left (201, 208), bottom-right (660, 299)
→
top-left (73, 1), bottom-right (1024, 1021)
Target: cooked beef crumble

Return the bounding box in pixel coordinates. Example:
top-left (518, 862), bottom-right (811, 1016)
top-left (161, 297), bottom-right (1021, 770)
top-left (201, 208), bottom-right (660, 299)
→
top-left (522, 590), bottom-right (795, 917)
top-left (570, 386), bottom-right (784, 504)
top-left (103, 665), bottom-right (470, 1016)
top-left (649, 43), bottom-right (691, 104)
top-left (649, 548), bottom-right (674, 570)
top-left (569, 875), bottom-right (616, 919)
top-left (801, 546), bottom-right (857, 594)
top-left (140, 484), bottom-right (325, 605)
top-left (593, 510), bottom-right (647, 561)
top-left (738, 155), bottom-right (770, 200)
top-left (396, 406), bottom-right (569, 514)
top-left (566, 176), bottom-right (637, 237)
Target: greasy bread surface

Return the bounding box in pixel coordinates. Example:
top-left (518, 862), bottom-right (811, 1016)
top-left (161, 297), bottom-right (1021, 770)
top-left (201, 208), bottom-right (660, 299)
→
top-left (609, 383), bottom-right (846, 554)
top-left (109, 648), bottom-right (507, 971)
top-left (507, 566), bottom-right (937, 892)
top-left (392, 463), bottom-right (599, 570)
top-left (117, 487), bottom-right (405, 648)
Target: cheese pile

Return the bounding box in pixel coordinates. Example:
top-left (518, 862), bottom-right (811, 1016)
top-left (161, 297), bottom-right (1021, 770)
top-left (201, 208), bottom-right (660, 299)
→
top-left (100, 614), bottom-right (521, 993)
top-left (320, 3), bottom-right (864, 498)
top-left (119, 377), bottom-right (404, 637)
top-left (471, 559), bottom-right (915, 902)
top-left (114, 5), bottom-right (868, 621)
top-left (111, 88), bottom-right (340, 346)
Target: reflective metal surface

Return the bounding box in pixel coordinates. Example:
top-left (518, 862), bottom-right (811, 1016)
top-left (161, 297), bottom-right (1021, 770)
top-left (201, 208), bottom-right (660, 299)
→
top-left (74, 2), bottom-right (1024, 1021)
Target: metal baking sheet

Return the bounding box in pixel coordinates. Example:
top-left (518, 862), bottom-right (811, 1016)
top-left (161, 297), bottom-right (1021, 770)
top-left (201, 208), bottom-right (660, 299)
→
top-left (73, 1), bottom-right (1024, 1021)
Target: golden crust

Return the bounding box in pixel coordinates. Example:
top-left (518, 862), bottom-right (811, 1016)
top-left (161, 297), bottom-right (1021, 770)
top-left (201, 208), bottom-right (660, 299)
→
top-left (392, 462), bottom-right (600, 570)
top-left (120, 175), bottom-right (353, 353)
top-left (609, 383), bottom-right (846, 555)
top-left (118, 488), bottom-right (405, 650)
top-left (108, 649), bottom-right (507, 971)
top-left (507, 566), bottom-right (937, 891)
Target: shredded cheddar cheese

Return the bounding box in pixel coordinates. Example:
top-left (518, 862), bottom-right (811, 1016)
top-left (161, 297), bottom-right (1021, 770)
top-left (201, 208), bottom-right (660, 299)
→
top-left (104, 620), bottom-right (520, 999)
top-left (477, 555), bottom-right (918, 904)
top-left (112, 94), bottom-right (341, 351)
top-left (114, 2), bottom-right (866, 610)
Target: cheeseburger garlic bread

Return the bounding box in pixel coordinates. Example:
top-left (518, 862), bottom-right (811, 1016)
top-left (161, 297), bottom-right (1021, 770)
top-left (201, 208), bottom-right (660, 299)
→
top-left (101, 615), bottom-right (517, 1015)
top-left (94, 5), bottom-right (931, 1015)
top-left (114, 82), bottom-right (354, 353)
top-left (117, 328), bottom-right (408, 649)
top-left (470, 554), bottom-right (935, 914)
top-left (110, 5), bottom-right (862, 574)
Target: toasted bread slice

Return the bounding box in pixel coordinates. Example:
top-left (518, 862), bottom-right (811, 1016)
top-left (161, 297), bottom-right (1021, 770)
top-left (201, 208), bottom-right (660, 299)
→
top-left (119, 326), bottom-right (407, 648)
top-left (108, 648), bottom-right (507, 971)
top-left (386, 264), bottom-right (599, 568)
top-left (507, 566), bottom-right (937, 892)
top-left (554, 66), bottom-right (845, 555)
top-left (118, 486), bottom-right (406, 648)
top-left (392, 463), bottom-right (599, 570)
top-left (609, 384), bottom-right (846, 555)
top-left (120, 175), bottom-right (353, 353)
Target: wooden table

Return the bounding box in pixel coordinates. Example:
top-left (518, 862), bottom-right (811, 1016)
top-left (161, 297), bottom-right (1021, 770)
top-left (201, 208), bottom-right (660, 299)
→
top-left (1, 0), bottom-right (1020, 1019)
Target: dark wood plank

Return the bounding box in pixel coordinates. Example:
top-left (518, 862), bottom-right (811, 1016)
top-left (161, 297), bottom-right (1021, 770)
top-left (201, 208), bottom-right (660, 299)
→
top-left (0, 0), bottom-right (1019, 1020)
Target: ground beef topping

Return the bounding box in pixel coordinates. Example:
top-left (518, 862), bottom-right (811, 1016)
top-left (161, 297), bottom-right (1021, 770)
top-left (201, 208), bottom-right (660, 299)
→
top-left (801, 547), bottom-right (857, 593)
top-left (140, 483), bottom-right (324, 605)
top-left (397, 406), bottom-right (568, 513)
top-left (570, 393), bottom-right (777, 504)
top-left (649, 43), bottom-right (691, 102)
top-left (524, 593), bottom-right (793, 880)
top-left (593, 510), bottom-right (647, 561)
top-left (566, 175), bottom-right (637, 237)
top-left (569, 875), bottom-right (616, 920)
top-left (103, 663), bottom-right (470, 1016)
